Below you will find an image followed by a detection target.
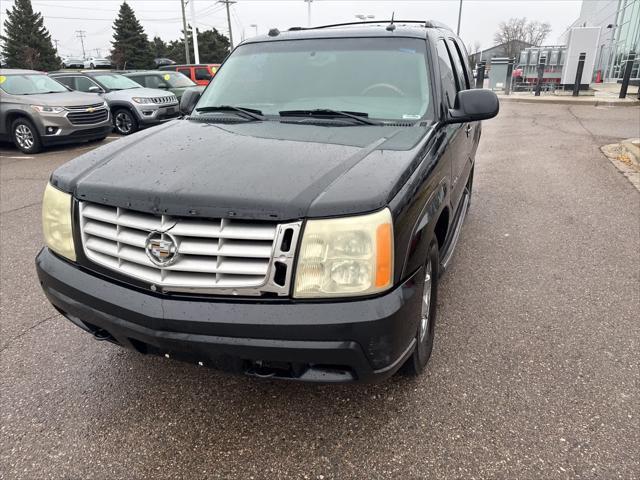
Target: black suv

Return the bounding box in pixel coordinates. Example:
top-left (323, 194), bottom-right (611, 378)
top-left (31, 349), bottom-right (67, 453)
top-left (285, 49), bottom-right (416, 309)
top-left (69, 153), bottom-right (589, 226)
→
top-left (37, 21), bottom-right (498, 383)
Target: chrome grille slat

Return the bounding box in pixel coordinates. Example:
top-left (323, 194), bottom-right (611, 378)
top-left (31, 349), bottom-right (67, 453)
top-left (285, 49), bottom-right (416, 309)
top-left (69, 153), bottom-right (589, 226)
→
top-left (79, 201), bottom-right (301, 296)
top-left (67, 108), bottom-right (109, 125)
top-left (151, 96), bottom-right (178, 105)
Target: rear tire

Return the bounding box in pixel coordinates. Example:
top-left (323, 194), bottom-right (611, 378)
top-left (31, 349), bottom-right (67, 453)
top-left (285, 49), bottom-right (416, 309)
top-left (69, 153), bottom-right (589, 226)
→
top-left (113, 108), bottom-right (138, 135)
top-left (403, 239), bottom-right (439, 376)
top-left (11, 118), bottom-right (42, 154)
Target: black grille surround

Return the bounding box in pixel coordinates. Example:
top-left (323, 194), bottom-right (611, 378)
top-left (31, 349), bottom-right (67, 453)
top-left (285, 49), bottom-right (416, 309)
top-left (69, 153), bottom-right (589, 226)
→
top-left (67, 107), bottom-right (109, 125)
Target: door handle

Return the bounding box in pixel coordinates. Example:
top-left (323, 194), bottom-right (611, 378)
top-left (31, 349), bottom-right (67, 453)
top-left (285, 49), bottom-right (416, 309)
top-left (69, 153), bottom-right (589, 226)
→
top-left (465, 124), bottom-right (473, 137)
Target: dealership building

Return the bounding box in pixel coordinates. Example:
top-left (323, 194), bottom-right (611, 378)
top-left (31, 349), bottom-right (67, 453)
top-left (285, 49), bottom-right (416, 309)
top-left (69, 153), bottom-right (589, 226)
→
top-left (560, 0), bottom-right (639, 82)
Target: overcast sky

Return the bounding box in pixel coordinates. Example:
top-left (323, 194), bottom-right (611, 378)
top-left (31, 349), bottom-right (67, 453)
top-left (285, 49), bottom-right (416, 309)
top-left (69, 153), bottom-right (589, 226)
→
top-left (0, 0), bottom-right (582, 58)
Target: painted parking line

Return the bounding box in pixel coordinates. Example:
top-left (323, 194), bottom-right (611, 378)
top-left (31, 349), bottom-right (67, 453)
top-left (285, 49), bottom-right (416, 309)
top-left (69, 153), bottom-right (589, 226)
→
top-left (106, 136), bottom-right (120, 139)
top-left (2, 156), bottom-right (34, 159)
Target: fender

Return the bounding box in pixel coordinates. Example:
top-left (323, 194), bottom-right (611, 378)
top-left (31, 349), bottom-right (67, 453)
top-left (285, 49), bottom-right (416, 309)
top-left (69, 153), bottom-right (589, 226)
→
top-left (400, 179), bottom-right (449, 280)
top-left (107, 101), bottom-right (141, 120)
top-left (1, 107), bottom-right (38, 136)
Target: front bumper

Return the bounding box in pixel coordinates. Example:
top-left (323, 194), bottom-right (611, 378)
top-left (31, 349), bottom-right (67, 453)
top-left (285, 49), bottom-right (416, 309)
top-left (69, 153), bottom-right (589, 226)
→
top-left (32, 109), bottom-right (112, 146)
top-left (135, 103), bottom-right (180, 125)
top-left (36, 248), bottom-right (423, 383)
top-left (41, 125), bottom-right (112, 146)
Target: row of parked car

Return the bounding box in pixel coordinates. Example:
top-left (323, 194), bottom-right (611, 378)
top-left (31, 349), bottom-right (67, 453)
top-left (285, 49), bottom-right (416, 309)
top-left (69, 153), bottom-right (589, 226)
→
top-left (0, 67), bottom-right (210, 153)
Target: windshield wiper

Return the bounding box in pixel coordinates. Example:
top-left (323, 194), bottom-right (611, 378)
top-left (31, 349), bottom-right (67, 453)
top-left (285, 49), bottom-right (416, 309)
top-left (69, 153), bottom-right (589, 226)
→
top-left (279, 109), bottom-right (381, 126)
top-left (195, 105), bottom-right (265, 121)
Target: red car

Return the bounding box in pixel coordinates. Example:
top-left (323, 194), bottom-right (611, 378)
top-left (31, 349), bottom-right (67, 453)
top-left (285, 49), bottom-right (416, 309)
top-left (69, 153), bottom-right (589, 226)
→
top-left (158, 64), bottom-right (220, 86)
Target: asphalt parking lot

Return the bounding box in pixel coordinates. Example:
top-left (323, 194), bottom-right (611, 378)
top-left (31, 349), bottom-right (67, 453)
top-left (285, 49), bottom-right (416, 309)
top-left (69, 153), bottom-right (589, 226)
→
top-left (1, 103), bottom-right (639, 479)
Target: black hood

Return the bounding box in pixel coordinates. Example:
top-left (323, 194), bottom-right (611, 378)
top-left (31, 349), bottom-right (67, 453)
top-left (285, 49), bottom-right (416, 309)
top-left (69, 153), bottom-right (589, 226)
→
top-left (51, 119), bottom-right (434, 221)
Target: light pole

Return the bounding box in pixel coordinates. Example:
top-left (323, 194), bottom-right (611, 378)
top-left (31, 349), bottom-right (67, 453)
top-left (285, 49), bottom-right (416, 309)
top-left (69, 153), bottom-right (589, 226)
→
top-left (303, 0), bottom-right (312, 27)
top-left (456, 0), bottom-right (463, 35)
top-left (189, 0), bottom-right (200, 64)
top-left (250, 24), bottom-right (258, 36)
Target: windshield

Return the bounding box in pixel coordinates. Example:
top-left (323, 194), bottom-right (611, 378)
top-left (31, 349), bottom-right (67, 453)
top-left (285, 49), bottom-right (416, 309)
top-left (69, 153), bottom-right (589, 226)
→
top-left (0, 74), bottom-right (68, 95)
top-left (195, 38), bottom-right (430, 121)
top-left (163, 72), bottom-right (196, 87)
top-left (93, 74), bottom-right (141, 90)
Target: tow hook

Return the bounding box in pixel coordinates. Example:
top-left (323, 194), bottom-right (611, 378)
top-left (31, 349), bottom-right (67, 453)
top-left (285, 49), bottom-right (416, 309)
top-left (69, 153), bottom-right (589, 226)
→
top-left (247, 360), bottom-right (277, 378)
top-left (92, 328), bottom-right (112, 341)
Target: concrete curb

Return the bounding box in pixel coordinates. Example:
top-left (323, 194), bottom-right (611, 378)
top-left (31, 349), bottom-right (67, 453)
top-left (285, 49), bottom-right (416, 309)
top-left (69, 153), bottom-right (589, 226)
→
top-left (601, 141), bottom-right (640, 192)
top-left (498, 95), bottom-right (640, 107)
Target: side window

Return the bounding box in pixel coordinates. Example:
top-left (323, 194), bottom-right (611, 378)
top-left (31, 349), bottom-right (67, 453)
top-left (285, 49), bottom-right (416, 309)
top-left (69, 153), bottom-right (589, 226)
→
top-left (436, 40), bottom-right (458, 108)
top-left (54, 76), bottom-right (75, 90)
top-left (195, 67), bottom-right (211, 81)
top-left (144, 75), bottom-right (162, 88)
top-left (446, 38), bottom-right (470, 90)
top-left (75, 76), bottom-right (100, 92)
top-left (177, 68), bottom-right (191, 79)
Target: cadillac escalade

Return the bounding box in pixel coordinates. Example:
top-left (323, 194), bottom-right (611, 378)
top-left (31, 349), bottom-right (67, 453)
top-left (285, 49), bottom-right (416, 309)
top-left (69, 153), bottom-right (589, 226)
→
top-left (36, 20), bottom-right (499, 382)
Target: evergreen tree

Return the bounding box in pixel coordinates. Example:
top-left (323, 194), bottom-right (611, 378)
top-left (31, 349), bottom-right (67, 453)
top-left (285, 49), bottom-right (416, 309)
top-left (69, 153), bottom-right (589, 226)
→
top-left (166, 27), bottom-right (230, 64)
top-left (151, 36), bottom-right (168, 58)
top-left (110, 2), bottom-right (154, 69)
top-left (0, 0), bottom-right (60, 70)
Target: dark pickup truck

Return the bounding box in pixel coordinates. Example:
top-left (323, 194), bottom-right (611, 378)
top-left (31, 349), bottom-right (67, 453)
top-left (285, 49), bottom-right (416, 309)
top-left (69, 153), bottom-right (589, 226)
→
top-left (36, 20), bottom-right (498, 383)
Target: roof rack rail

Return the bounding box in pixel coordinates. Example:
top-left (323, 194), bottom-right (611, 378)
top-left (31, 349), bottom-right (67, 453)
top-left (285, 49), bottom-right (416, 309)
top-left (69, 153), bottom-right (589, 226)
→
top-left (287, 20), bottom-right (452, 32)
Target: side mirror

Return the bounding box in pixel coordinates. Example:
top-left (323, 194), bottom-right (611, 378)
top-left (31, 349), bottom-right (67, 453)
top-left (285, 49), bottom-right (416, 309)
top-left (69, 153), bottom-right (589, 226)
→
top-left (180, 88), bottom-right (202, 116)
top-left (447, 89), bottom-right (499, 123)
top-left (157, 83), bottom-right (168, 89)
top-left (88, 86), bottom-right (103, 93)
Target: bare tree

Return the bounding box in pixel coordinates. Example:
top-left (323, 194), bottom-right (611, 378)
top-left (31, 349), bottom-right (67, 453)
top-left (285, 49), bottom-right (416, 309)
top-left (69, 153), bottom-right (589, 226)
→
top-left (494, 17), bottom-right (552, 58)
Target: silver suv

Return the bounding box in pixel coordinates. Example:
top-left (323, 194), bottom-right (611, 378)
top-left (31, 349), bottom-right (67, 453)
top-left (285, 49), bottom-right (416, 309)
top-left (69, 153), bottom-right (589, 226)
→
top-left (0, 69), bottom-right (111, 154)
top-left (50, 71), bottom-right (179, 135)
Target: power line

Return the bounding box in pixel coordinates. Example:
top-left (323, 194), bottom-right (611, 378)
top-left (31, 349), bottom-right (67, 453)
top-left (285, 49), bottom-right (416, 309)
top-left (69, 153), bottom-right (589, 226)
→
top-left (75, 30), bottom-right (86, 58)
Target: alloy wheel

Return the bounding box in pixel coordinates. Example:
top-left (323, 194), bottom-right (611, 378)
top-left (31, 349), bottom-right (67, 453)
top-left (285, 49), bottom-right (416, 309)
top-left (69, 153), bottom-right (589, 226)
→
top-left (15, 124), bottom-right (34, 150)
top-left (115, 112), bottom-right (133, 134)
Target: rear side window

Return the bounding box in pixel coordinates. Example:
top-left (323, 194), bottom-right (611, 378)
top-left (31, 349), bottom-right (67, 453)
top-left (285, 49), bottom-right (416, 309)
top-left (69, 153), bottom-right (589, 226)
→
top-left (195, 67), bottom-right (211, 81)
top-left (446, 39), bottom-right (469, 90)
top-left (177, 68), bottom-right (191, 79)
top-left (54, 76), bottom-right (74, 89)
top-left (436, 40), bottom-right (457, 108)
top-left (75, 76), bottom-right (101, 92)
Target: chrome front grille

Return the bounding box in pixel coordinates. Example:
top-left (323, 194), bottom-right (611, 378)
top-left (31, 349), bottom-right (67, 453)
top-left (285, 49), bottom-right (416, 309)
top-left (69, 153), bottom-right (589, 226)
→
top-left (66, 103), bottom-right (105, 111)
top-left (152, 96), bottom-right (178, 105)
top-left (67, 108), bottom-right (109, 125)
top-left (79, 202), bottom-right (301, 296)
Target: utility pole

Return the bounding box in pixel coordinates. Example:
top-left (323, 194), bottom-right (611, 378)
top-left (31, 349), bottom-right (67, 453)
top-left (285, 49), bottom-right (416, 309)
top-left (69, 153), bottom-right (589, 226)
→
top-left (188, 0), bottom-right (200, 64)
top-left (456, 0), bottom-right (463, 35)
top-left (304, 0), bottom-right (313, 27)
top-left (75, 30), bottom-right (86, 59)
top-left (217, 0), bottom-right (236, 48)
top-left (180, 0), bottom-right (191, 64)
top-left (53, 39), bottom-right (60, 54)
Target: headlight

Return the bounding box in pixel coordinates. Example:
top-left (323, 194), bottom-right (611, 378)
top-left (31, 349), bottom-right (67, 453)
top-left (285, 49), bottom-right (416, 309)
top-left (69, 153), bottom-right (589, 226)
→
top-left (31, 105), bottom-right (65, 114)
top-left (42, 183), bottom-right (75, 261)
top-left (294, 209), bottom-right (393, 298)
top-left (132, 97), bottom-right (153, 104)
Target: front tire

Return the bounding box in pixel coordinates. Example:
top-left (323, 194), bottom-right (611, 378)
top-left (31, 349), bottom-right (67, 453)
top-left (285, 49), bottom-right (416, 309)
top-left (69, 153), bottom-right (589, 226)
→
top-left (11, 118), bottom-right (42, 154)
top-left (403, 239), bottom-right (439, 376)
top-left (113, 109), bottom-right (138, 135)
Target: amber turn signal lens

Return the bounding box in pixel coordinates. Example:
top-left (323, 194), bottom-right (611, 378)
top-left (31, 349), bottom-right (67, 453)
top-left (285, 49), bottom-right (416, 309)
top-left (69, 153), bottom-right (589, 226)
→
top-left (375, 223), bottom-right (392, 288)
